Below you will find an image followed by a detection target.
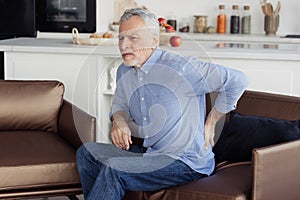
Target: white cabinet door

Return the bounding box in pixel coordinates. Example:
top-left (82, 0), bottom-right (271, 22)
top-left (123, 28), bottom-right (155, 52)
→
top-left (97, 57), bottom-right (122, 143)
top-left (5, 52), bottom-right (99, 116)
top-left (210, 58), bottom-right (300, 97)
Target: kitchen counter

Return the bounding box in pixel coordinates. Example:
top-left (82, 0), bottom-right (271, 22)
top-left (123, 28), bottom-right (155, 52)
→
top-left (179, 33), bottom-right (300, 44)
top-left (0, 37), bottom-right (120, 56)
top-left (0, 37), bottom-right (300, 61)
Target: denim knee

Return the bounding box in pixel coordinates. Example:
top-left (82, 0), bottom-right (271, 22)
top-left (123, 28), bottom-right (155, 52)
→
top-left (76, 144), bottom-right (86, 167)
top-left (76, 144), bottom-right (84, 158)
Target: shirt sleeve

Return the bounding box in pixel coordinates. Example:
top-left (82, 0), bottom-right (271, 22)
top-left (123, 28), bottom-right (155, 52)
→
top-left (186, 57), bottom-right (249, 113)
top-left (109, 64), bottom-right (131, 119)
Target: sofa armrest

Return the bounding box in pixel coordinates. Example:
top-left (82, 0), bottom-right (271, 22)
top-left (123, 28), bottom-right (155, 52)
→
top-left (58, 100), bottom-right (96, 149)
top-left (252, 139), bottom-right (300, 200)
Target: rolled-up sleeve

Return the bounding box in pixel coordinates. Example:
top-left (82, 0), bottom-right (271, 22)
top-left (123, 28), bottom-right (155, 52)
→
top-left (188, 58), bottom-right (249, 113)
top-left (213, 67), bottom-right (248, 113)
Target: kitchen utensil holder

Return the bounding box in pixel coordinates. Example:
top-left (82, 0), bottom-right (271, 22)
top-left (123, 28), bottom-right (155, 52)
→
top-left (264, 15), bottom-right (279, 35)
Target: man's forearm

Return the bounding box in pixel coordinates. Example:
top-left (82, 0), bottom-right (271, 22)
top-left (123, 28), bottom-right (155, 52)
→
top-left (204, 107), bottom-right (225, 149)
top-left (112, 110), bottom-right (131, 123)
top-left (206, 107), bottom-right (225, 125)
top-left (112, 110), bottom-right (139, 138)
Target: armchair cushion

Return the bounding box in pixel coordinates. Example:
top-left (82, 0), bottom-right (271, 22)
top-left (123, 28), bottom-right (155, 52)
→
top-left (0, 80), bottom-right (64, 132)
top-left (0, 131), bottom-right (80, 190)
top-left (213, 112), bottom-right (300, 163)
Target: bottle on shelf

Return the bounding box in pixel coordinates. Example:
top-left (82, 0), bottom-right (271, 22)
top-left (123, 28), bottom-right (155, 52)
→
top-left (217, 5), bottom-right (226, 34)
top-left (230, 5), bottom-right (240, 34)
top-left (167, 12), bottom-right (177, 31)
top-left (179, 18), bottom-right (190, 32)
top-left (241, 5), bottom-right (251, 34)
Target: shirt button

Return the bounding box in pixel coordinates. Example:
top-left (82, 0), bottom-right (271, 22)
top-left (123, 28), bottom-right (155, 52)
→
top-left (139, 77), bottom-right (143, 81)
top-left (143, 117), bottom-right (147, 121)
top-left (141, 97), bottom-right (144, 101)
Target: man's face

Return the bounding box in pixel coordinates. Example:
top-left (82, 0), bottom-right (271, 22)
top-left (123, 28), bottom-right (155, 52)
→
top-left (118, 16), bottom-right (158, 68)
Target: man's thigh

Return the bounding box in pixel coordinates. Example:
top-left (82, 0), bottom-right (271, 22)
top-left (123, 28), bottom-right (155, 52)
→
top-left (111, 157), bottom-right (203, 191)
top-left (83, 142), bottom-right (174, 173)
top-left (83, 142), bottom-right (204, 191)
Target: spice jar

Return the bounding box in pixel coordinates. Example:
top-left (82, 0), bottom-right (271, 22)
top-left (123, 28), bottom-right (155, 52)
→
top-left (194, 15), bottom-right (207, 33)
top-left (167, 12), bottom-right (177, 31)
top-left (179, 18), bottom-right (190, 32)
top-left (230, 5), bottom-right (240, 34)
top-left (241, 5), bottom-right (251, 34)
top-left (217, 5), bottom-right (226, 34)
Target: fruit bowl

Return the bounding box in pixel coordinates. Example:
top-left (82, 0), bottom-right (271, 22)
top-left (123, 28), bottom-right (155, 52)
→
top-left (110, 24), bottom-right (120, 32)
top-left (159, 32), bottom-right (176, 46)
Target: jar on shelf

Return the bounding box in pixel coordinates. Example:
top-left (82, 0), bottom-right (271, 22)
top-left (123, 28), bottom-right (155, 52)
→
top-left (194, 15), bottom-right (207, 33)
top-left (217, 5), bottom-right (226, 34)
top-left (167, 12), bottom-right (177, 31)
top-left (230, 5), bottom-right (240, 34)
top-left (241, 5), bottom-right (251, 34)
top-left (179, 18), bottom-right (190, 32)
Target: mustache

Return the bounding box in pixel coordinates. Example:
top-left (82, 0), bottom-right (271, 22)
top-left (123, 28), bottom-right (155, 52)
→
top-left (121, 47), bottom-right (155, 55)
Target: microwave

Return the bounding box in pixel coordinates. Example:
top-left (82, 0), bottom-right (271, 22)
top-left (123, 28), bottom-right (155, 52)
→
top-left (36, 0), bottom-right (96, 33)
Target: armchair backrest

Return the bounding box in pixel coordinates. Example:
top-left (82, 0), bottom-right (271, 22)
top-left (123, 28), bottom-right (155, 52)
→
top-left (252, 139), bottom-right (300, 200)
top-left (206, 90), bottom-right (300, 121)
top-left (235, 90), bottom-right (300, 121)
top-left (0, 80), bottom-right (64, 132)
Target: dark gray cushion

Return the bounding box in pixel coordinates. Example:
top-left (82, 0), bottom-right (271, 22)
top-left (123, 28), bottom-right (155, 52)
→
top-left (213, 112), bottom-right (300, 163)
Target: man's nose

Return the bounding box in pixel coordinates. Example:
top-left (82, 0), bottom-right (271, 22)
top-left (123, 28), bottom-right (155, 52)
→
top-left (119, 37), bottom-right (131, 50)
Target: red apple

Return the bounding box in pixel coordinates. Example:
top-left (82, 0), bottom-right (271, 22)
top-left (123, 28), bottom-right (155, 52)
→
top-left (169, 36), bottom-right (182, 47)
top-left (158, 17), bottom-right (167, 26)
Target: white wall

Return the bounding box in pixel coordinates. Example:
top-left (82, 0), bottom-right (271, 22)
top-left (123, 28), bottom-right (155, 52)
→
top-left (97, 0), bottom-right (300, 35)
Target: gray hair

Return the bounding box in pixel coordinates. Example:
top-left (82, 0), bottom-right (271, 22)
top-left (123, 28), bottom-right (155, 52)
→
top-left (119, 8), bottom-right (159, 34)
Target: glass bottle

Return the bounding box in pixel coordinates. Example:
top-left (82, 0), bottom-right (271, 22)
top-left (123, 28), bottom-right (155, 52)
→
top-left (230, 5), bottom-right (240, 34)
top-left (167, 12), bottom-right (177, 31)
top-left (179, 18), bottom-right (190, 32)
top-left (217, 5), bottom-right (226, 34)
top-left (241, 5), bottom-right (251, 34)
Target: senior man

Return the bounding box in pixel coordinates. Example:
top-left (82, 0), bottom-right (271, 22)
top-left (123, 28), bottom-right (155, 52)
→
top-left (76, 8), bottom-right (248, 200)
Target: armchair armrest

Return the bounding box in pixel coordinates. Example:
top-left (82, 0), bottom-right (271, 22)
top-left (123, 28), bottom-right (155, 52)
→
top-left (58, 100), bottom-right (96, 149)
top-left (252, 139), bottom-right (300, 200)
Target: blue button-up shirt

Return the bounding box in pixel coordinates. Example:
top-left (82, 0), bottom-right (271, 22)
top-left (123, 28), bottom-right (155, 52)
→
top-left (111, 47), bottom-right (248, 175)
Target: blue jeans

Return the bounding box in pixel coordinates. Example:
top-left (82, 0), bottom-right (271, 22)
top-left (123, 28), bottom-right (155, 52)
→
top-left (76, 142), bottom-right (206, 200)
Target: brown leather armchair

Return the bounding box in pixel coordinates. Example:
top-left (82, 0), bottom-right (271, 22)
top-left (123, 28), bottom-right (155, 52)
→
top-left (0, 80), bottom-right (96, 199)
top-left (124, 91), bottom-right (300, 200)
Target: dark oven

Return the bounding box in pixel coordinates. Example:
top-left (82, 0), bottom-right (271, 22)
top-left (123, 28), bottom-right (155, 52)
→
top-left (36, 0), bottom-right (96, 33)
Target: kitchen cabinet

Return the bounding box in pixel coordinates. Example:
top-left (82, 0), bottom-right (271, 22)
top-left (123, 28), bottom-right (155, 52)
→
top-left (4, 50), bottom-right (120, 143)
top-left (1, 38), bottom-right (299, 142)
top-left (5, 52), bottom-right (99, 116)
top-left (208, 58), bottom-right (300, 96)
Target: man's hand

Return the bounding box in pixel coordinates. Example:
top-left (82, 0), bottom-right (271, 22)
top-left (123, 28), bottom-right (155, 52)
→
top-left (111, 120), bottom-right (132, 150)
top-left (204, 107), bottom-right (225, 150)
top-left (110, 111), bottom-right (132, 150)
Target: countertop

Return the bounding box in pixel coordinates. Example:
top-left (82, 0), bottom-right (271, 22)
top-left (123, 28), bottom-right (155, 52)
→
top-left (0, 37), bottom-right (300, 61)
top-left (179, 33), bottom-right (300, 44)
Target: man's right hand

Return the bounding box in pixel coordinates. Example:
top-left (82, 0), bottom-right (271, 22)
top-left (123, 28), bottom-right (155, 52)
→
top-left (110, 120), bottom-right (132, 150)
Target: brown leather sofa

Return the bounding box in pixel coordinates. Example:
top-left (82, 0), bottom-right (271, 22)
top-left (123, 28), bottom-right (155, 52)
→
top-left (0, 80), bottom-right (95, 199)
top-left (123, 90), bottom-right (300, 200)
